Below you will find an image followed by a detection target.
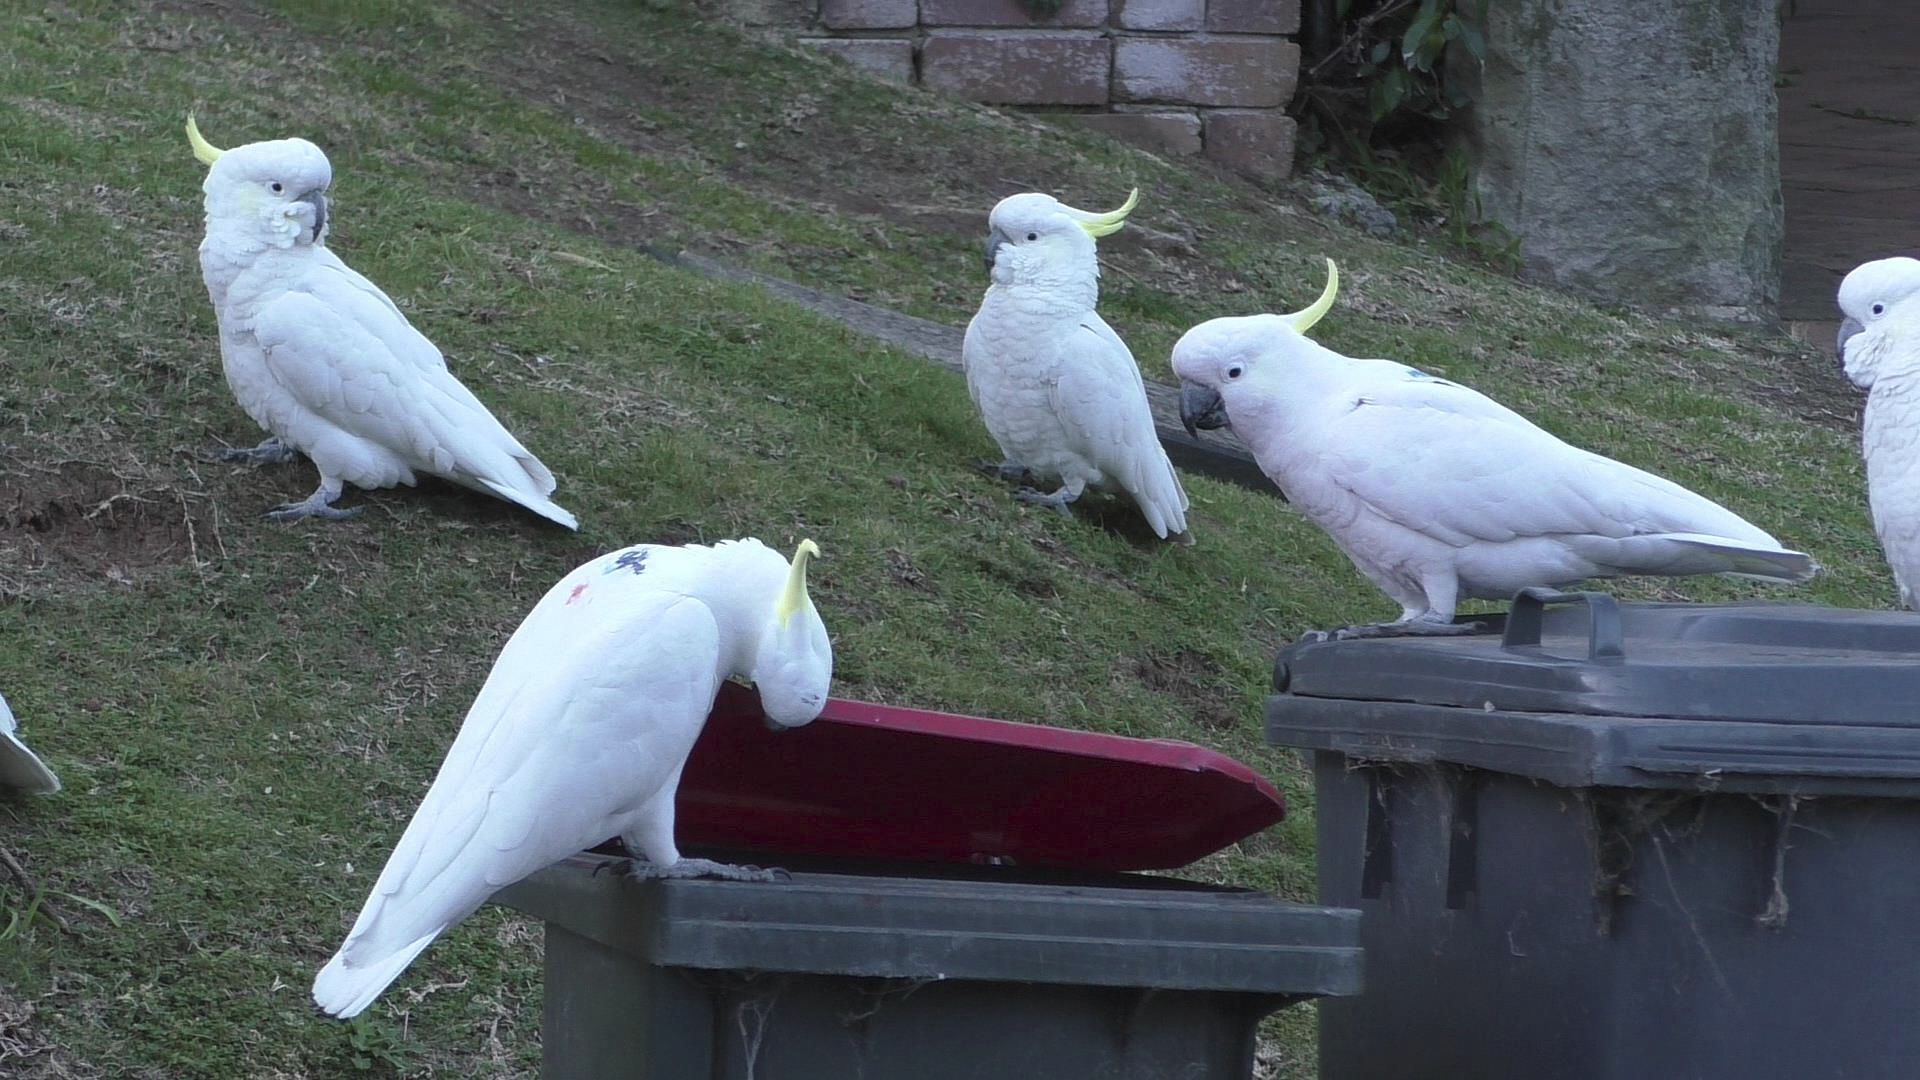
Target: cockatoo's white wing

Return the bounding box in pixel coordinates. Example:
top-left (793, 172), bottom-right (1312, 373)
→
top-left (1316, 366), bottom-right (1783, 550)
top-left (1048, 319), bottom-right (1189, 537)
top-left (0, 692), bottom-right (59, 794)
top-left (250, 263), bottom-right (576, 528)
top-left (311, 577), bottom-right (721, 1018)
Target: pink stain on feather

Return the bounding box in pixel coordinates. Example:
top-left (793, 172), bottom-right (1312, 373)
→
top-left (567, 583), bottom-right (589, 605)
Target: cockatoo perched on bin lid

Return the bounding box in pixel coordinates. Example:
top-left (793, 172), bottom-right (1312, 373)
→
top-left (1174, 260), bottom-right (1817, 639)
top-left (186, 114), bottom-right (576, 528)
top-left (313, 538), bottom-right (832, 1018)
top-left (1835, 255), bottom-right (1920, 608)
top-left (962, 188), bottom-right (1191, 541)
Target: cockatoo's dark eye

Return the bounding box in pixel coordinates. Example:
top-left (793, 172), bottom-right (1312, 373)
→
top-left (1873, 303), bottom-right (1886, 316)
top-left (1025, 232), bottom-right (1037, 241)
top-left (270, 182), bottom-right (284, 193)
top-left (1226, 365), bottom-right (1244, 380)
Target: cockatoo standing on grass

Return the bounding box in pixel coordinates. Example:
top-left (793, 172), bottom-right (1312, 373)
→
top-left (313, 538), bottom-right (833, 1019)
top-left (185, 115), bottom-right (576, 527)
top-left (1175, 260), bottom-right (1817, 638)
top-left (0, 691), bottom-right (59, 794)
top-left (962, 189), bottom-right (1190, 541)
top-left (1836, 255), bottom-right (1920, 608)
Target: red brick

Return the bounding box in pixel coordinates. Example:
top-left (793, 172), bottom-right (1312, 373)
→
top-left (1202, 107), bottom-right (1297, 178)
top-left (819, 0), bottom-right (917, 28)
top-left (798, 37), bottom-right (915, 82)
top-left (921, 31), bottom-right (1112, 105)
top-left (1059, 110), bottom-right (1202, 155)
top-left (1205, 0), bottom-right (1299, 33)
top-left (919, 0), bottom-right (1108, 27)
top-left (1114, 36), bottom-right (1297, 107)
top-left (1115, 0), bottom-right (1203, 30)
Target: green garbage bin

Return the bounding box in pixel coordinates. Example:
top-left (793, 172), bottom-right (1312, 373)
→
top-left (498, 854), bottom-right (1360, 1080)
top-left (487, 688), bottom-right (1362, 1079)
top-left (1267, 589), bottom-right (1920, 1080)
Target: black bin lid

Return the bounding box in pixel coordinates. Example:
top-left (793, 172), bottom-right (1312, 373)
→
top-left (1266, 590), bottom-right (1920, 795)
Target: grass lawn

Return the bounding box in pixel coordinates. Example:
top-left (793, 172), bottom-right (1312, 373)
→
top-left (0, 0), bottom-right (1888, 1076)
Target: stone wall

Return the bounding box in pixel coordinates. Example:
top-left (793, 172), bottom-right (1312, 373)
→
top-left (1452, 0), bottom-right (1783, 319)
top-left (745, 0), bottom-right (1301, 178)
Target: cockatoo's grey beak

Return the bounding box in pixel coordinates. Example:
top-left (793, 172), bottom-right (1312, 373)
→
top-left (1836, 315), bottom-right (1863, 370)
top-left (983, 228), bottom-right (1010, 273)
top-left (1179, 381), bottom-right (1227, 437)
top-left (303, 191), bottom-right (329, 242)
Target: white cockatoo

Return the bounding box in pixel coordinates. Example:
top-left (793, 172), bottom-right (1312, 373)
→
top-left (1174, 260), bottom-right (1817, 636)
top-left (1836, 255), bottom-right (1920, 607)
top-left (312, 537), bottom-right (833, 1018)
top-left (961, 188), bottom-right (1190, 540)
top-left (186, 116), bottom-right (576, 527)
top-left (0, 691), bottom-right (59, 794)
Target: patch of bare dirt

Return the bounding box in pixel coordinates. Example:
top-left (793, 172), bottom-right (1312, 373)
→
top-left (0, 461), bottom-right (220, 595)
top-left (1132, 648), bottom-right (1239, 731)
top-left (0, 984), bottom-right (100, 1080)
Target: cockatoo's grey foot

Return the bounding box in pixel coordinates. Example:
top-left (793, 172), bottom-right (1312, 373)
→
top-left (973, 458), bottom-right (1033, 482)
top-left (622, 856), bottom-right (791, 883)
top-left (209, 436), bottom-right (297, 466)
top-left (1013, 485), bottom-right (1078, 518)
top-left (1298, 617), bottom-right (1489, 643)
top-left (265, 486), bottom-right (363, 522)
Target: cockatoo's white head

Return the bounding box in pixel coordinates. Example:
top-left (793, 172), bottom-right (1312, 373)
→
top-left (187, 114), bottom-right (333, 249)
top-left (1174, 258), bottom-right (1341, 436)
top-left (982, 188), bottom-right (1138, 290)
top-left (1835, 256), bottom-right (1920, 390)
top-left (745, 539), bottom-right (833, 730)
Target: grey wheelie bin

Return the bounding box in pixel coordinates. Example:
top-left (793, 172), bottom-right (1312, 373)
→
top-left (1266, 590), bottom-right (1920, 1080)
top-left (492, 684), bottom-right (1364, 1080)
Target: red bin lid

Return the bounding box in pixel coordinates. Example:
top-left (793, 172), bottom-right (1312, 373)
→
top-left (675, 683), bottom-right (1286, 872)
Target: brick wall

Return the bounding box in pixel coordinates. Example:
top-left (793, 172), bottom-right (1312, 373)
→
top-left (749, 0), bottom-right (1301, 178)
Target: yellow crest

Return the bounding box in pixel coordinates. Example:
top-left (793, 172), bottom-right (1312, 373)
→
top-left (775, 539), bottom-right (821, 626)
top-left (186, 113), bottom-right (225, 166)
top-left (1074, 187), bottom-right (1140, 238)
top-left (1284, 258), bottom-right (1340, 335)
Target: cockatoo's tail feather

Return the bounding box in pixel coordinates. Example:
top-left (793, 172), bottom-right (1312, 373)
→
top-left (312, 927), bottom-right (441, 1019)
top-left (0, 692), bottom-right (60, 795)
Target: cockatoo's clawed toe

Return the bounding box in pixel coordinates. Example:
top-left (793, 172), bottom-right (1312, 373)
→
top-left (1313, 618), bottom-right (1490, 641)
top-left (973, 459), bottom-right (1033, 482)
top-left (209, 437), bottom-right (297, 466)
top-left (1397, 618), bottom-right (1490, 637)
top-left (1013, 486), bottom-right (1078, 517)
top-left (265, 495), bottom-right (363, 522)
top-left (626, 856), bottom-right (793, 884)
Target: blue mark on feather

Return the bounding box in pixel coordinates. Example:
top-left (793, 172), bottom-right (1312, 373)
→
top-left (605, 548), bottom-right (651, 576)
top-left (1404, 366), bottom-right (1456, 387)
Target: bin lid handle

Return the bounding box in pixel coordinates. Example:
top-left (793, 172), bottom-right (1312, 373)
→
top-left (1500, 589), bottom-right (1626, 662)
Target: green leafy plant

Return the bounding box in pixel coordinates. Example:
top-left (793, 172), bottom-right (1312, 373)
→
top-left (1297, 0), bottom-right (1510, 265)
top-left (343, 1014), bottom-right (414, 1074)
